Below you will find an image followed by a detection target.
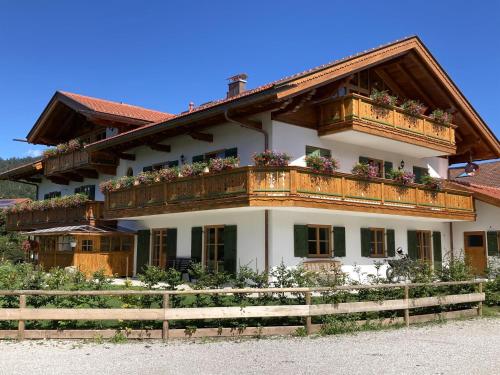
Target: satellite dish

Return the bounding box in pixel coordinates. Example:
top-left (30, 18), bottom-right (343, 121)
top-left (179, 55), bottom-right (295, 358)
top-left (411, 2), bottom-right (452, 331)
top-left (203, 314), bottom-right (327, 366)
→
top-left (464, 162), bottom-right (479, 175)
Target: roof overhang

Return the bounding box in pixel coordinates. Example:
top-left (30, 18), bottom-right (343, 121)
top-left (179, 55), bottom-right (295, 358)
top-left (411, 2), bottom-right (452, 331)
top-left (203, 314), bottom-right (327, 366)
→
top-left (0, 160), bottom-right (43, 181)
top-left (84, 36), bottom-right (499, 161)
top-left (22, 225), bottom-right (136, 236)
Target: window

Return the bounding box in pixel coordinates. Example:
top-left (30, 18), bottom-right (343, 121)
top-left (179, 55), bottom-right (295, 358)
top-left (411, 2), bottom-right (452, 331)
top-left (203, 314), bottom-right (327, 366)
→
top-left (101, 237), bottom-right (110, 252)
top-left (369, 228), bottom-right (385, 257)
top-left (413, 166), bottom-right (429, 184)
top-left (81, 239), bottom-right (94, 252)
top-left (44, 191), bottom-right (61, 200)
top-left (359, 156), bottom-right (383, 178)
top-left (58, 236), bottom-right (72, 252)
top-left (39, 237), bottom-right (56, 253)
top-left (192, 148), bottom-right (238, 163)
top-left (307, 225), bottom-right (331, 257)
top-left (152, 229), bottom-right (168, 268)
top-left (74, 185), bottom-right (95, 200)
top-left (205, 226), bottom-right (225, 272)
top-left (143, 160), bottom-right (179, 173)
top-left (416, 231), bottom-right (432, 261)
top-left (467, 235), bottom-right (484, 247)
top-left (100, 236), bottom-right (134, 252)
top-left (126, 167), bottom-right (134, 177)
top-left (306, 146), bottom-right (331, 158)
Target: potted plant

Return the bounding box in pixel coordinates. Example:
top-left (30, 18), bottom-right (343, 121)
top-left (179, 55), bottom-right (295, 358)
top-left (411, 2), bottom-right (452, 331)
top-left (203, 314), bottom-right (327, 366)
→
top-left (370, 89), bottom-right (397, 107)
top-left (400, 99), bottom-right (426, 116)
top-left (156, 167), bottom-right (179, 183)
top-left (351, 162), bottom-right (379, 179)
top-left (180, 161), bottom-right (207, 177)
top-left (208, 156), bottom-right (240, 173)
top-left (305, 154), bottom-right (339, 174)
top-left (252, 150), bottom-right (291, 167)
top-left (388, 169), bottom-right (415, 185)
top-left (430, 109), bottom-right (452, 125)
top-left (421, 175), bottom-right (443, 191)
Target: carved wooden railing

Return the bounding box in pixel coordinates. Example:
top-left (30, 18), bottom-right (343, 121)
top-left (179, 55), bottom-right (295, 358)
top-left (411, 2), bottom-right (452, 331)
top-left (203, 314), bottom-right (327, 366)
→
top-left (6, 201), bottom-right (104, 231)
top-left (44, 149), bottom-right (117, 176)
top-left (319, 94), bottom-right (456, 146)
top-left (105, 167), bottom-right (474, 218)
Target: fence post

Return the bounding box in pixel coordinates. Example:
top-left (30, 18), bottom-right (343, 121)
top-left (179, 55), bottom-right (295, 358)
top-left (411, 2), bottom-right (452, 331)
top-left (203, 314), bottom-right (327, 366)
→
top-left (404, 285), bottom-right (410, 327)
top-left (478, 282), bottom-right (483, 317)
top-left (305, 291), bottom-right (312, 335)
top-left (18, 294), bottom-right (26, 340)
top-left (162, 293), bottom-right (170, 341)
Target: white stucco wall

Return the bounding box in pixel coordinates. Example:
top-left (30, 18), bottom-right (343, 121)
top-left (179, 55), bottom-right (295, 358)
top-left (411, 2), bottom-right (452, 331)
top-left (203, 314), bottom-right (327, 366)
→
top-left (37, 174), bottom-right (115, 201)
top-left (270, 120), bottom-right (449, 178)
top-left (268, 208), bottom-right (451, 279)
top-left (452, 200), bottom-right (500, 263)
top-left (120, 209), bottom-right (267, 272)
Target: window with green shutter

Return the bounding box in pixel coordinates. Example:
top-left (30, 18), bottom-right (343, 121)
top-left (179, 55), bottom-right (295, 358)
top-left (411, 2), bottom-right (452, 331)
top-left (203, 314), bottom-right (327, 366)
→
top-left (191, 227), bottom-right (203, 262)
top-left (306, 146), bottom-right (331, 158)
top-left (223, 225), bottom-right (237, 274)
top-left (386, 229), bottom-right (395, 257)
top-left (333, 226), bottom-right (346, 257)
top-left (413, 166), bottom-right (429, 184)
top-left (407, 230), bottom-right (418, 260)
top-left (294, 225), bottom-right (308, 258)
top-left (136, 230), bottom-right (151, 274)
top-left (384, 161), bottom-right (393, 179)
top-left (74, 185), bottom-right (95, 200)
top-left (166, 228), bottom-right (177, 261)
top-left (360, 228), bottom-right (371, 257)
top-left (487, 231), bottom-right (500, 256)
top-left (433, 231), bottom-right (442, 270)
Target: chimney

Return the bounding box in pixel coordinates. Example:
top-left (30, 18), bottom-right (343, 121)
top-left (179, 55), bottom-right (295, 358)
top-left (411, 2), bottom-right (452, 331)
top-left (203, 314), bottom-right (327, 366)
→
top-left (188, 101), bottom-right (195, 112)
top-left (227, 73), bottom-right (248, 98)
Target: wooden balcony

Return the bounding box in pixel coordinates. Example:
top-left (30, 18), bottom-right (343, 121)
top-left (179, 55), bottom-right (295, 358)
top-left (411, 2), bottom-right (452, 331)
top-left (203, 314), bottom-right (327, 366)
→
top-left (44, 149), bottom-right (118, 181)
top-left (318, 94), bottom-right (457, 156)
top-left (6, 201), bottom-right (105, 231)
top-left (105, 167), bottom-right (475, 221)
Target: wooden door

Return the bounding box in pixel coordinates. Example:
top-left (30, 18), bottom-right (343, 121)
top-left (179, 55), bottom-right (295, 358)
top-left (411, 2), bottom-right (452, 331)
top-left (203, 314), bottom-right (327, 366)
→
top-left (464, 232), bottom-right (487, 275)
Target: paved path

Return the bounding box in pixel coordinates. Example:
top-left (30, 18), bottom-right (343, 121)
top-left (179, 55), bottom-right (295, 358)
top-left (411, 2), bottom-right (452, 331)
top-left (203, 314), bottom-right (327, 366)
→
top-left (0, 318), bottom-right (498, 375)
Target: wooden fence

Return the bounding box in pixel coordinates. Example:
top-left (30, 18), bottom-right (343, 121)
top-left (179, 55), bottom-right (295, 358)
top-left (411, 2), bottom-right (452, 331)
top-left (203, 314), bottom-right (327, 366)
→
top-left (0, 281), bottom-right (484, 340)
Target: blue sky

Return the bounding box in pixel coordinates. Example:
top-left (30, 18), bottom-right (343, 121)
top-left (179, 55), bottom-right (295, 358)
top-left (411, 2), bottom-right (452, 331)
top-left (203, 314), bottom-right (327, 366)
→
top-left (0, 0), bottom-right (498, 158)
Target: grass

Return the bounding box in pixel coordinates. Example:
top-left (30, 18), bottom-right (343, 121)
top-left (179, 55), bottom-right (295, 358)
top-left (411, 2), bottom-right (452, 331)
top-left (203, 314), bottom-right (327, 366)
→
top-left (482, 305), bottom-right (500, 317)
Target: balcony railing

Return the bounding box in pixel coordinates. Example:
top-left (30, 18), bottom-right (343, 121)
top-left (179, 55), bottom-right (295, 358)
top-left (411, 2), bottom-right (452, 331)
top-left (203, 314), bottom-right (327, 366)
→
top-left (44, 149), bottom-right (117, 177)
top-left (319, 94), bottom-right (456, 151)
top-left (105, 167), bottom-right (474, 220)
top-left (6, 201), bottom-right (104, 231)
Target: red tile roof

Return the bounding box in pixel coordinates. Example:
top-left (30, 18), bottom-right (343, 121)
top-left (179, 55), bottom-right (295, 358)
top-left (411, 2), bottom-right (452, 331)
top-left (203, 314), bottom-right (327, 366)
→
top-left (450, 160), bottom-right (500, 188)
top-left (88, 36), bottom-right (418, 148)
top-left (60, 91), bottom-right (174, 123)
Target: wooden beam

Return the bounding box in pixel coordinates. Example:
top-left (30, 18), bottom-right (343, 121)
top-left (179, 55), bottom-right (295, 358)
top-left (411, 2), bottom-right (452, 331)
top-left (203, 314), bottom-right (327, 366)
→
top-left (47, 176), bottom-right (69, 185)
top-left (395, 62), bottom-right (434, 105)
top-left (113, 151), bottom-right (136, 161)
top-left (75, 169), bottom-right (99, 179)
top-left (373, 67), bottom-right (410, 98)
top-left (189, 131), bottom-right (213, 143)
top-left (148, 143), bottom-right (171, 152)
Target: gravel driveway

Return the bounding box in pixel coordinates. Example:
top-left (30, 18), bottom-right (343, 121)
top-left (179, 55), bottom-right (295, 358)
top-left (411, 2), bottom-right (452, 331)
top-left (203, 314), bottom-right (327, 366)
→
top-left (0, 318), bottom-right (498, 375)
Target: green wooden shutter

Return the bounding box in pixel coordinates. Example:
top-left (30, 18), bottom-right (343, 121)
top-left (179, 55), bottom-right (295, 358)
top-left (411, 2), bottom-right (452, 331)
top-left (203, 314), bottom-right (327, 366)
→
top-left (166, 228), bottom-right (177, 261)
top-left (433, 231), bottom-right (442, 270)
top-left (359, 156), bottom-right (370, 165)
top-left (192, 154), bottom-right (204, 163)
top-left (136, 230), bottom-right (150, 274)
top-left (360, 228), bottom-right (371, 257)
top-left (384, 161), bottom-right (393, 179)
top-left (407, 230), bottom-right (418, 260)
top-left (386, 229), bottom-right (395, 257)
top-left (224, 148), bottom-right (238, 158)
top-left (333, 226), bottom-right (346, 257)
top-left (413, 166), bottom-right (428, 184)
top-left (191, 227), bottom-right (203, 262)
top-left (224, 225), bottom-right (237, 274)
top-left (487, 231), bottom-right (499, 256)
top-left (294, 225), bottom-right (308, 257)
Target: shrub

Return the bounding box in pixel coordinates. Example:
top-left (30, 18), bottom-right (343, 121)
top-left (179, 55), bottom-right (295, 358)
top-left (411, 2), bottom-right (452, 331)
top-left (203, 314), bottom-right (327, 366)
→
top-left (370, 89), bottom-right (397, 107)
top-left (180, 162), bottom-right (207, 177)
top-left (400, 99), bottom-right (425, 116)
top-left (305, 154), bottom-right (339, 174)
top-left (252, 150), bottom-right (290, 167)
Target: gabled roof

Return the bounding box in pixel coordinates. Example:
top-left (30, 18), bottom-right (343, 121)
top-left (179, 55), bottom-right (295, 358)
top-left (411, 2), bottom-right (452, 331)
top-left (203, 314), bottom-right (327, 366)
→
top-left (85, 36), bottom-right (500, 161)
top-left (27, 91), bottom-right (174, 144)
top-left (59, 91), bottom-right (173, 123)
top-left (450, 160), bottom-right (500, 188)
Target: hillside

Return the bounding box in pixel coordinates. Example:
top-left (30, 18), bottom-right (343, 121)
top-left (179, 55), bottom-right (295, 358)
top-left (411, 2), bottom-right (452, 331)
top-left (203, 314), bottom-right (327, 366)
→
top-left (0, 157), bottom-right (38, 199)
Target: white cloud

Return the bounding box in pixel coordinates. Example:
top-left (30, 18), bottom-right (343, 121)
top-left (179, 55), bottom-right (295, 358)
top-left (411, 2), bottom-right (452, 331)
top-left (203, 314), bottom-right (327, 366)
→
top-left (26, 149), bottom-right (43, 157)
